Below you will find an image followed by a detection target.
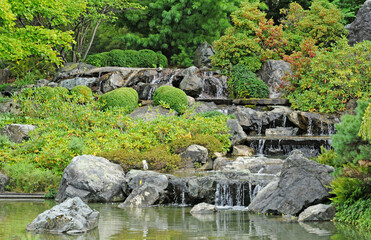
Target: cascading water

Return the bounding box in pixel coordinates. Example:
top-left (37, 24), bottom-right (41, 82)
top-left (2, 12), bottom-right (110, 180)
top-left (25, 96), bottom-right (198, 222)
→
top-left (257, 139), bottom-right (266, 156)
top-left (215, 182), bottom-right (249, 207)
top-left (307, 117), bottom-right (313, 136)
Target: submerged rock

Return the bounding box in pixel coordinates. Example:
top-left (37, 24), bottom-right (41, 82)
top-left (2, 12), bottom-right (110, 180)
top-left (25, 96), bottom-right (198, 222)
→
top-left (0, 124), bottom-right (36, 143)
top-left (190, 202), bottom-right (217, 214)
top-left (26, 197), bottom-right (99, 234)
top-left (248, 150), bottom-right (334, 215)
top-left (298, 204), bottom-right (336, 222)
top-left (56, 155), bottom-right (126, 203)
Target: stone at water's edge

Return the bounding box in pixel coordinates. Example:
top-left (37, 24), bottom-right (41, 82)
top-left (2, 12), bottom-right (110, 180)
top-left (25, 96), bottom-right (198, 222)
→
top-left (118, 183), bottom-right (162, 208)
top-left (190, 202), bottom-right (217, 214)
top-left (248, 150), bottom-right (334, 216)
top-left (0, 172), bottom-right (9, 192)
top-left (56, 155), bottom-right (126, 203)
top-left (298, 204), bottom-right (336, 222)
top-left (26, 197), bottom-right (99, 234)
top-left (0, 124), bottom-right (36, 143)
top-left (346, 0), bottom-right (371, 45)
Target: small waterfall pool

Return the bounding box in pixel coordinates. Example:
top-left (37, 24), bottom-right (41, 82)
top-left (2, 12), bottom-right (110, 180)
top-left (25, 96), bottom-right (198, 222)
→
top-left (0, 200), bottom-right (368, 240)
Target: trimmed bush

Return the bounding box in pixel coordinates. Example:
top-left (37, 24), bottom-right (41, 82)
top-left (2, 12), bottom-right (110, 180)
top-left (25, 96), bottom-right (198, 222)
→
top-left (228, 63), bottom-right (269, 99)
top-left (85, 49), bottom-right (168, 68)
top-left (70, 85), bottom-right (93, 103)
top-left (153, 86), bottom-right (188, 113)
top-left (99, 87), bottom-right (138, 113)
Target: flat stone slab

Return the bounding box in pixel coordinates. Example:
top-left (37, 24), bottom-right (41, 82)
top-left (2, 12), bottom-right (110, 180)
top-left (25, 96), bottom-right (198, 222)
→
top-left (233, 98), bottom-right (290, 106)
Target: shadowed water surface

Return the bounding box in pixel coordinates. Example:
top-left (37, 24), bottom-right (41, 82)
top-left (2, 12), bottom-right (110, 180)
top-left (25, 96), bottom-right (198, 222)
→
top-left (0, 200), bottom-right (369, 240)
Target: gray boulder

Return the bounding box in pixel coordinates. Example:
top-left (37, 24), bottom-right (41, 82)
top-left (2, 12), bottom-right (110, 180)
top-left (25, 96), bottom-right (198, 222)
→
top-left (0, 172), bottom-right (9, 192)
top-left (248, 150), bottom-right (334, 215)
top-left (118, 183), bottom-right (162, 208)
top-left (26, 197), bottom-right (99, 234)
top-left (227, 119), bottom-right (248, 145)
top-left (190, 202), bottom-right (217, 214)
top-left (222, 156), bottom-right (283, 174)
top-left (123, 170), bottom-right (168, 194)
top-left (0, 99), bottom-right (21, 115)
top-left (59, 77), bottom-right (97, 90)
top-left (1, 124), bottom-right (36, 143)
top-left (231, 145), bottom-right (254, 156)
top-left (179, 67), bottom-right (203, 97)
top-left (298, 204), bottom-right (336, 222)
top-left (346, 0), bottom-right (371, 45)
top-left (194, 43), bottom-right (215, 68)
top-left (56, 155), bottom-right (126, 203)
top-left (257, 60), bottom-right (291, 98)
top-left (53, 62), bottom-right (96, 82)
top-left (180, 145), bottom-right (209, 168)
top-left (128, 106), bottom-right (177, 121)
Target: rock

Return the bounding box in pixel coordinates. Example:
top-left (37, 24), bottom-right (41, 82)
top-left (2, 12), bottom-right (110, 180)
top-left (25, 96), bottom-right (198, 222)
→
top-left (257, 60), bottom-right (292, 98)
top-left (26, 197), bottom-right (99, 234)
top-left (179, 67), bottom-right (203, 97)
top-left (298, 204), bottom-right (336, 222)
top-left (232, 145), bottom-right (254, 156)
top-left (123, 170), bottom-right (168, 194)
top-left (187, 96), bottom-right (195, 106)
top-left (0, 99), bottom-right (21, 115)
top-left (265, 127), bottom-right (298, 136)
top-left (53, 62), bottom-right (97, 82)
top-left (180, 145), bottom-right (209, 168)
top-left (222, 156), bottom-right (283, 174)
top-left (346, 0), bottom-right (371, 45)
top-left (59, 77), bottom-right (97, 90)
top-left (0, 172), bottom-right (9, 192)
top-left (100, 71), bottom-right (127, 93)
top-left (0, 68), bottom-right (10, 84)
top-left (118, 183), bottom-right (161, 208)
top-left (56, 155), bottom-right (126, 203)
top-left (283, 214), bottom-right (298, 222)
top-left (194, 43), bottom-right (215, 68)
top-left (128, 106), bottom-right (177, 121)
top-left (288, 111), bottom-right (340, 135)
top-left (36, 79), bottom-right (49, 87)
top-left (248, 150), bottom-right (334, 215)
top-left (1, 124), bottom-right (36, 143)
top-left (213, 157), bottom-right (232, 171)
top-left (190, 202), bottom-right (217, 214)
top-left (234, 107), bottom-right (269, 134)
top-left (227, 119), bottom-right (248, 145)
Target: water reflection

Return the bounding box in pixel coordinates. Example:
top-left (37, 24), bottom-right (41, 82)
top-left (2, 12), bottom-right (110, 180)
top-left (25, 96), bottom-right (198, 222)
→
top-left (0, 201), bottom-right (369, 240)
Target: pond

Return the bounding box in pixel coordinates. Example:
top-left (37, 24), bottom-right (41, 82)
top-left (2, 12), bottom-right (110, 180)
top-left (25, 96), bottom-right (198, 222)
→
top-left (0, 200), bottom-right (369, 240)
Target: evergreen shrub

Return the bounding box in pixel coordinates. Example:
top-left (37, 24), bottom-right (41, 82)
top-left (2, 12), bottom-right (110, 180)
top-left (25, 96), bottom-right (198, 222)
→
top-left (153, 86), bottom-right (188, 113)
top-left (70, 85), bottom-right (93, 103)
top-left (99, 87), bottom-right (138, 113)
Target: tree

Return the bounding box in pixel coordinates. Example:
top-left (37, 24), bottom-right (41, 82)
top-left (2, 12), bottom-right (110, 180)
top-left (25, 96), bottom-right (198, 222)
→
top-left (116, 0), bottom-right (240, 66)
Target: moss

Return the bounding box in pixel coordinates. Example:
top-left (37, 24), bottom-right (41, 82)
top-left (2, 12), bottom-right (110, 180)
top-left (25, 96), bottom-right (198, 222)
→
top-left (71, 85), bottom-right (93, 103)
top-left (99, 87), bottom-right (138, 113)
top-left (153, 86), bottom-right (188, 113)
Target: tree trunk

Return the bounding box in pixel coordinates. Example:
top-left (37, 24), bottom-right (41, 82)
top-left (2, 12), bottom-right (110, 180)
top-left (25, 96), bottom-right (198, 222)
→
top-left (82, 18), bottom-right (102, 61)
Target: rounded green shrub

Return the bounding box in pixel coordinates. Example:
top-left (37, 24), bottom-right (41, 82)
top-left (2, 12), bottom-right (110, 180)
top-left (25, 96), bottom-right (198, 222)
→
top-left (153, 86), bottom-right (188, 113)
top-left (85, 52), bottom-right (110, 67)
top-left (34, 86), bottom-right (55, 102)
top-left (71, 85), bottom-right (93, 103)
top-left (99, 87), bottom-right (138, 113)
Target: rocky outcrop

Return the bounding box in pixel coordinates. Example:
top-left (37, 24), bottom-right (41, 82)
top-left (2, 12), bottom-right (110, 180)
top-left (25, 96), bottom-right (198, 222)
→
top-left (0, 172), bottom-right (9, 192)
top-left (1, 124), bottom-right (36, 143)
top-left (129, 106), bottom-right (177, 121)
top-left (257, 60), bottom-right (291, 98)
top-left (26, 197), bottom-right (99, 234)
top-left (194, 43), bottom-right (215, 68)
top-left (190, 202), bottom-right (217, 214)
top-left (298, 204), bottom-right (336, 222)
top-left (248, 150), bottom-right (334, 215)
top-left (56, 155), bottom-right (126, 203)
top-left (227, 119), bottom-right (248, 145)
top-left (346, 0), bottom-right (371, 45)
top-left (179, 66), bottom-right (203, 97)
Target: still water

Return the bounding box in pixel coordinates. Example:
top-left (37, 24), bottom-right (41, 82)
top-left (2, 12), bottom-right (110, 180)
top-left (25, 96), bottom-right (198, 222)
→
top-left (0, 200), bottom-right (369, 240)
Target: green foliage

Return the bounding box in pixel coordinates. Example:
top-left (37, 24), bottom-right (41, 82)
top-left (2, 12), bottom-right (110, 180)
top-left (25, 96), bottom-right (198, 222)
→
top-left (198, 111), bottom-right (225, 118)
top-left (99, 88), bottom-right (138, 113)
top-left (285, 40), bottom-right (371, 113)
top-left (332, 99), bottom-right (371, 165)
top-left (2, 161), bottom-right (60, 193)
top-left (117, 0), bottom-right (240, 67)
top-left (315, 146), bottom-right (339, 167)
top-left (228, 63), bottom-right (269, 99)
top-left (330, 177), bottom-right (367, 206)
top-left (330, 0), bottom-right (365, 24)
top-left (85, 49), bottom-right (167, 68)
top-left (153, 86), bottom-right (188, 114)
top-left (0, 134), bottom-right (12, 148)
top-left (70, 85), bottom-right (93, 103)
top-left (359, 103), bottom-right (371, 142)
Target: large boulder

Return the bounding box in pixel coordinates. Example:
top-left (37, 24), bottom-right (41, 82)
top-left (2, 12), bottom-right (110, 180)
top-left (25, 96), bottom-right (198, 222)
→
top-left (257, 60), bottom-right (291, 98)
top-left (298, 204), bottom-right (336, 222)
top-left (227, 119), bottom-right (248, 145)
top-left (1, 124), bottom-right (36, 143)
top-left (56, 155), bottom-right (126, 203)
top-left (190, 202), bottom-right (217, 214)
top-left (180, 145), bottom-right (209, 168)
top-left (179, 67), bottom-right (203, 97)
top-left (26, 197), bottom-right (99, 234)
top-left (0, 172), bottom-right (9, 192)
top-left (346, 0), bottom-right (371, 45)
top-left (194, 43), bottom-right (215, 68)
top-left (122, 170), bottom-right (168, 195)
top-left (248, 150), bottom-right (334, 215)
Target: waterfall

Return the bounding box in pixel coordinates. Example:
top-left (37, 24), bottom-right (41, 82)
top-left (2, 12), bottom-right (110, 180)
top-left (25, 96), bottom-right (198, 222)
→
top-left (257, 139), bottom-right (266, 156)
top-left (282, 114), bottom-right (287, 127)
top-left (215, 182), bottom-right (247, 207)
top-left (257, 119), bottom-right (263, 136)
top-left (307, 117), bottom-right (313, 136)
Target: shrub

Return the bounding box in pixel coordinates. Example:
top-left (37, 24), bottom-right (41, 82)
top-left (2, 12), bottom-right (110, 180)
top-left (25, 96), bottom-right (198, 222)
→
top-left (85, 49), bottom-right (168, 68)
top-left (153, 86), bottom-right (188, 113)
top-left (2, 161), bottom-right (60, 193)
top-left (198, 111), bottom-right (225, 118)
top-left (32, 86), bottom-right (55, 102)
top-left (99, 87), bottom-right (138, 112)
top-left (70, 85), bottom-right (93, 103)
top-left (359, 103), bottom-right (371, 142)
top-left (228, 63), bottom-right (269, 99)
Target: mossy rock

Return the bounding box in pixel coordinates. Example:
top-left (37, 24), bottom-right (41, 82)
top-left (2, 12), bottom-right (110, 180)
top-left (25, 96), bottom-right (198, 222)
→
top-left (99, 87), bottom-right (138, 113)
top-left (71, 85), bottom-right (93, 103)
top-left (153, 86), bottom-right (188, 113)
